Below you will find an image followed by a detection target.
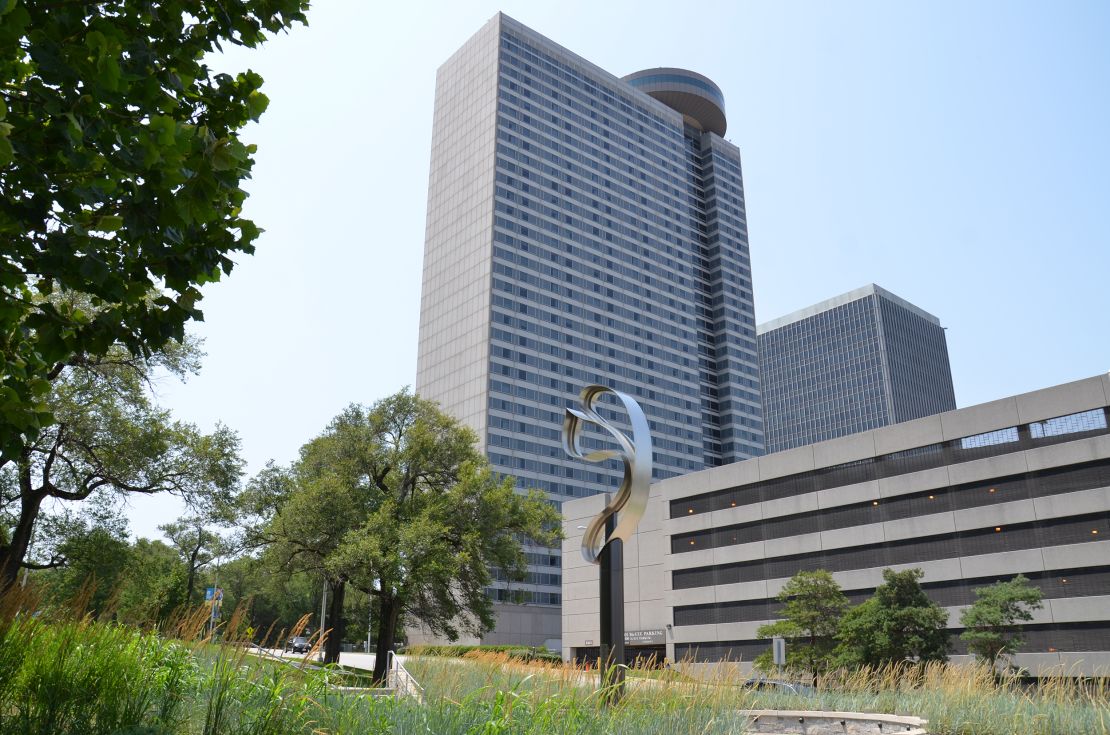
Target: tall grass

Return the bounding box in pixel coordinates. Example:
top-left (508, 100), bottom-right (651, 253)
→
top-left (728, 659), bottom-right (1110, 735)
top-left (1, 585), bottom-right (1106, 734)
top-left (0, 614), bottom-right (197, 735)
top-left (0, 589), bottom-right (353, 735)
top-left (403, 652), bottom-right (751, 734)
top-left (404, 652), bottom-right (1109, 735)
top-left (0, 607), bottom-right (750, 734)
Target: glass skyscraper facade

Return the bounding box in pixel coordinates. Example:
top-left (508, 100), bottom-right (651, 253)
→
top-left (416, 14), bottom-right (763, 645)
top-left (757, 284), bottom-right (956, 454)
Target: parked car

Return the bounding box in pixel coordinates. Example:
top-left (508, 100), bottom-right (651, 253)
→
top-left (287, 636), bottom-right (310, 654)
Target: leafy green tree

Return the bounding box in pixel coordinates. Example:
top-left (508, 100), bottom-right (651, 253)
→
top-left (34, 511), bottom-right (131, 614)
top-left (216, 552), bottom-right (320, 643)
top-left (836, 568), bottom-right (950, 667)
top-left (0, 337), bottom-right (243, 588)
top-left (0, 0), bottom-right (308, 464)
top-left (960, 574), bottom-right (1044, 669)
top-left (250, 461), bottom-right (362, 664)
top-left (756, 569), bottom-right (848, 672)
top-left (254, 391), bottom-right (561, 680)
top-left (160, 515), bottom-right (223, 606)
top-left (36, 524), bottom-right (201, 625)
top-left (116, 537), bottom-right (188, 625)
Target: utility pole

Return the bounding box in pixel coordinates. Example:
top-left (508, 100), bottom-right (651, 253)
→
top-left (366, 598), bottom-right (373, 654)
top-left (208, 555), bottom-right (221, 638)
top-left (366, 578), bottom-right (380, 655)
top-left (319, 577), bottom-right (327, 661)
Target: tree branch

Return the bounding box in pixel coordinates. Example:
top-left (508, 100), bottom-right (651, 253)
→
top-left (41, 423), bottom-right (65, 488)
top-left (371, 466), bottom-right (391, 496)
top-left (21, 555), bottom-right (66, 570)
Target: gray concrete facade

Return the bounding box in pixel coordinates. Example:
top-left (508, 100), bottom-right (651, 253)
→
top-left (563, 373), bottom-right (1110, 675)
top-left (416, 14), bottom-right (763, 646)
top-left (560, 485), bottom-right (669, 663)
top-left (416, 15), bottom-right (501, 456)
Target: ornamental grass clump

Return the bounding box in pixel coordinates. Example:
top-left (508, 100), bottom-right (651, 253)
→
top-left (403, 650), bottom-right (752, 735)
top-left (676, 658), bottom-right (1110, 735)
top-left (0, 589), bottom-right (344, 735)
top-left (0, 613), bottom-right (197, 735)
top-left (2, 580), bottom-right (1108, 735)
top-left (404, 648), bottom-right (1110, 735)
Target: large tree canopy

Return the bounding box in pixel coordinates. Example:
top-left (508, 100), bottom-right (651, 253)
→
top-left (0, 335), bottom-right (243, 588)
top-left (0, 0), bottom-right (308, 463)
top-left (251, 391), bottom-right (561, 680)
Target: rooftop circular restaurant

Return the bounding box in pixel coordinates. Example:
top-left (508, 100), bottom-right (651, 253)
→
top-left (623, 67), bottom-right (728, 136)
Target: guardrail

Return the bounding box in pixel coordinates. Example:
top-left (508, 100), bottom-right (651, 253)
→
top-left (245, 645), bottom-right (423, 701)
top-left (387, 650), bottom-right (424, 703)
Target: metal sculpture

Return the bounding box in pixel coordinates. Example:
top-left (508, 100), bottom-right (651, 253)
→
top-left (562, 385), bottom-right (652, 702)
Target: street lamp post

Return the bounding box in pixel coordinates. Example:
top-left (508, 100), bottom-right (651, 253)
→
top-left (208, 555), bottom-right (222, 638)
top-left (319, 577), bottom-right (328, 661)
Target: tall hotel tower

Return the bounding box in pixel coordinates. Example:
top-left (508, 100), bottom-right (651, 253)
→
top-left (416, 14), bottom-right (763, 646)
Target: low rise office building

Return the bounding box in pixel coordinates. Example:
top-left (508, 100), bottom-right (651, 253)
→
top-left (562, 373), bottom-right (1110, 675)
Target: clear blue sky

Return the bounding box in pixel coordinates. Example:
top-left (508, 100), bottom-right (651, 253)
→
top-left (130, 0), bottom-right (1110, 538)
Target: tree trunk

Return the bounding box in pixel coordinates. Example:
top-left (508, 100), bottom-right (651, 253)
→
top-left (322, 579), bottom-right (346, 665)
top-left (0, 463), bottom-right (45, 590)
top-left (372, 596), bottom-right (401, 686)
top-left (185, 541), bottom-right (201, 605)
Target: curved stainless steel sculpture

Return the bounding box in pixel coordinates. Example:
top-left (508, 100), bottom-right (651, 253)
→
top-left (562, 385), bottom-right (653, 564)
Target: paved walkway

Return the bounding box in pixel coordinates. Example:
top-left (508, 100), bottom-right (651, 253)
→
top-left (256, 647), bottom-right (411, 673)
top-left (335, 651), bottom-right (377, 671)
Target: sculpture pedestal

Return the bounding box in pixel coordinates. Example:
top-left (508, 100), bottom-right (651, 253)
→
top-left (598, 514), bottom-right (625, 702)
